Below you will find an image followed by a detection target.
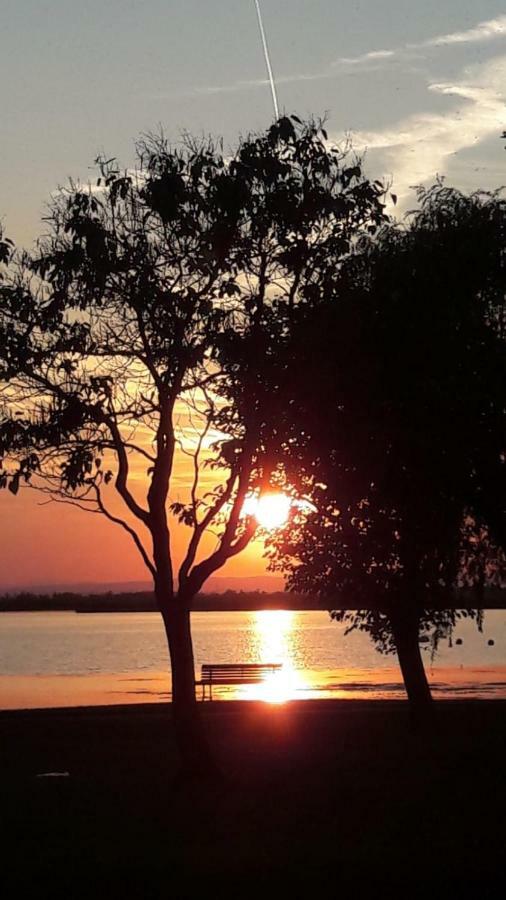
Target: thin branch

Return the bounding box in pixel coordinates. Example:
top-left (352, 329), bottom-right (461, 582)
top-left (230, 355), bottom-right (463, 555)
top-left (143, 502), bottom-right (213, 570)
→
top-left (178, 469), bottom-right (238, 588)
top-left (36, 496), bottom-right (101, 514)
top-left (94, 483), bottom-right (156, 578)
top-left (104, 440), bottom-right (156, 464)
top-left (182, 440), bottom-right (258, 596)
top-left (190, 401), bottom-right (214, 520)
top-left (184, 516), bottom-right (257, 597)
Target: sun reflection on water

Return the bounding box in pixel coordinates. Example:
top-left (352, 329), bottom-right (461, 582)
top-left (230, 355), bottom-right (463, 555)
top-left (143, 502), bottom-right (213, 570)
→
top-left (238, 610), bottom-right (310, 703)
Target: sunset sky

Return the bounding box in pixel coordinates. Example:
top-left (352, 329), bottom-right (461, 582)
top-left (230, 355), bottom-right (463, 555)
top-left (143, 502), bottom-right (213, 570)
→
top-left (2, 0), bottom-right (506, 588)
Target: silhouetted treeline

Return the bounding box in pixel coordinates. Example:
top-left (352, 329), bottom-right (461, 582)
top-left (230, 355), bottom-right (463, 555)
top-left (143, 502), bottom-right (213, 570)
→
top-left (0, 590), bottom-right (320, 613)
top-left (2, 589), bottom-right (505, 613)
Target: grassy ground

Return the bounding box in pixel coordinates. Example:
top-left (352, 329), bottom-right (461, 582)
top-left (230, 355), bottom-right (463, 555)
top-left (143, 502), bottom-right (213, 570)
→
top-left (1, 699), bottom-right (504, 897)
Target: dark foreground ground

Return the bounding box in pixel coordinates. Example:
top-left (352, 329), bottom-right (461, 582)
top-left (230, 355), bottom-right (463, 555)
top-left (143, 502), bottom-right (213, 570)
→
top-left (1, 700), bottom-right (504, 898)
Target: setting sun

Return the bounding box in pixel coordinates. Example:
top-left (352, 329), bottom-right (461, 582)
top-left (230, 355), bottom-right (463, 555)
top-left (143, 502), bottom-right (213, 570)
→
top-left (243, 493), bottom-right (291, 530)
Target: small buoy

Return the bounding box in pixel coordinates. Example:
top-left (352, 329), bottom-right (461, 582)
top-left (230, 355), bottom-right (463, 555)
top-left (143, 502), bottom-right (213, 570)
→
top-left (455, 638), bottom-right (463, 645)
top-left (487, 639), bottom-right (495, 647)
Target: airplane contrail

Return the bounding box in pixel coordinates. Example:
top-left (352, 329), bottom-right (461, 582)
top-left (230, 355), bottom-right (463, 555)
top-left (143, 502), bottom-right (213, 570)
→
top-left (254, 0), bottom-right (279, 119)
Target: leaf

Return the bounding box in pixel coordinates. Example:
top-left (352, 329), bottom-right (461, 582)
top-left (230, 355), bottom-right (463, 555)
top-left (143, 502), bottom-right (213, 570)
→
top-left (390, 193), bottom-right (398, 206)
top-left (8, 473), bottom-right (20, 495)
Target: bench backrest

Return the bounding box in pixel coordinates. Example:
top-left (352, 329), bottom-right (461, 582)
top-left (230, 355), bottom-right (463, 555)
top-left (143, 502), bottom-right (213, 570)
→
top-left (200, 663), bottom-right (282, 684)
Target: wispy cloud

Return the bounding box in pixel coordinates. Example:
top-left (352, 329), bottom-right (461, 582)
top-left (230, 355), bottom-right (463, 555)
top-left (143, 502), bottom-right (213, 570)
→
top-left (196, 47), bottom-right (400, 97)
top-left (425, 15), bottom-right (506, 47)
top-left (193, 70), bottom-right (329, 97)
top-left (335, 49), bottom-right (395, 67)
top-left (331, 14), bottom-right (506, 69)
top-left (144, 12), bottom-right (506, 125)
top-left (349, 55), bottom-right (506, 206)
top-left (185, 14), bottom-right (506, 101)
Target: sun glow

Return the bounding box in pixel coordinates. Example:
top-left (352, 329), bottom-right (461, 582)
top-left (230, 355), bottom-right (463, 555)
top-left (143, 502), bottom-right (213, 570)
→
top-left (242, 492), bottom-right (292, 530)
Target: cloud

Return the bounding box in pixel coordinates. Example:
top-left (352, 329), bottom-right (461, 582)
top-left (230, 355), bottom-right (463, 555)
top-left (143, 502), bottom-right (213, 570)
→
top-left (425, 15), bottom-right (506, 47)
top-left (348, 55), bottom-right (506, 206)
top-left (153, 15), bottom-right (506, 103)
top-left (194, 48), bottom-right (398, 97)
top-left (331, 14), bottom-right (506, 70)
top-left (190, 45), bottom-right (400, 99)
top-left (335, 49), bottom-right (395, 67)
top-left (145, 10), bottom-right (506, 141)
top-left (193, 69), bottom-right (328, 97)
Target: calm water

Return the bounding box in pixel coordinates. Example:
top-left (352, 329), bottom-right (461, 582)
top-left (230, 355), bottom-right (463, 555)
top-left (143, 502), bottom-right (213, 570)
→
top-left (0, 610), bottom-right (505, 708)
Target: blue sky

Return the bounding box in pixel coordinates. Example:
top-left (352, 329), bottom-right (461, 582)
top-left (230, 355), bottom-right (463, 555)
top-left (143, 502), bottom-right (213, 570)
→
top-left (2, 0), bottom-right (506, 245)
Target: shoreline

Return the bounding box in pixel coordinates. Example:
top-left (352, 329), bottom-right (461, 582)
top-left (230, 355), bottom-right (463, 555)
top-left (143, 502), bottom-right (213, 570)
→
top-left (2, 693), bottom-right (506, 716)
top-left (1, 663), bottom-right (504, 710)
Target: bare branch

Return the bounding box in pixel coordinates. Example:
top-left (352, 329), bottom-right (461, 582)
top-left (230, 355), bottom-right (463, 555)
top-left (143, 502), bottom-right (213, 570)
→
top-left (182, 441), bottom-right (258, 597)
top-left (93, 483), bottom-right (156, 578)
top-left (178, 468), bottom-right (238, 589)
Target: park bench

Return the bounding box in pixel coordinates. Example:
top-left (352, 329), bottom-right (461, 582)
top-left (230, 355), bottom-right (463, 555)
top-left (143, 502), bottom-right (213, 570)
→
top-left (196, 662), bottom-right (283, 700)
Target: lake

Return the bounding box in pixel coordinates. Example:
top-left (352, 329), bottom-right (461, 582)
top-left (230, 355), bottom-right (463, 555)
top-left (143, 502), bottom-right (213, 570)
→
top-left (0, 609), bottom-right (505, 708)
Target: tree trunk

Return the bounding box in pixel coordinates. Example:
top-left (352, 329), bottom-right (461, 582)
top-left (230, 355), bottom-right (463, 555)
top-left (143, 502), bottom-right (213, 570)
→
top-left (159, 599), bottom-right (219, 779)
top-left (389, 607), bottom-right (434, 723)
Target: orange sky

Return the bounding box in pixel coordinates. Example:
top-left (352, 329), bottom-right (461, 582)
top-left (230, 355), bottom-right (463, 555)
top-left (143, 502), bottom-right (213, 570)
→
top-left (0, 461), bottom-right (274, 590)
top-left (0, 378), bottom-right (284, 590)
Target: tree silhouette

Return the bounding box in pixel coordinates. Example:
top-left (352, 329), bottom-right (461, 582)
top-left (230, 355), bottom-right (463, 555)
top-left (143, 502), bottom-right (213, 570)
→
top-left (0, 117), bottom-right (387, 768)
top-left (267, 181), bottom-right (506, 715)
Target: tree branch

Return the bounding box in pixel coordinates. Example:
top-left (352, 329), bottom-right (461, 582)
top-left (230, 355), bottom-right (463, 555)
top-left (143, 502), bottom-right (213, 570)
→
top-left (106, 415), bottom-right (151, 525)
top-left (182, 442), bottom-right (257, 597)
top-left (93, 483), bottom-right (156, 578)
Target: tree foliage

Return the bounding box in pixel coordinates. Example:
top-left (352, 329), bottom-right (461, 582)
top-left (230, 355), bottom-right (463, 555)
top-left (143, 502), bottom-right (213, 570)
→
top-left (267, 181), bottom-right (506, 655)
top-left (0, 117), bottom-right (389, 746)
